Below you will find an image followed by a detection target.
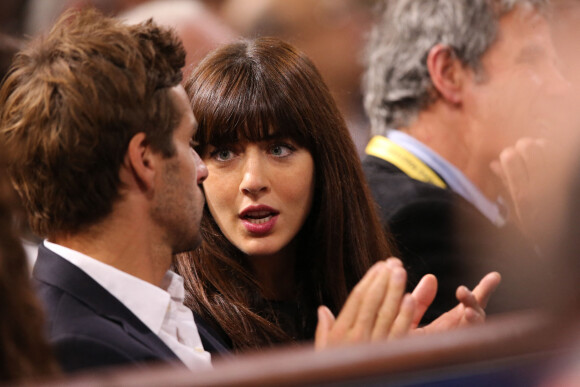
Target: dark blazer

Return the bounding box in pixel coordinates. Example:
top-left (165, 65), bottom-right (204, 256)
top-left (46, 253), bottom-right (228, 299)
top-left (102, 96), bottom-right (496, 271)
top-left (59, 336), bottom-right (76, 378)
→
top-left (362, 155), bottom-right (541, 323)
top-left (33, 244), bottom-right (229, 373)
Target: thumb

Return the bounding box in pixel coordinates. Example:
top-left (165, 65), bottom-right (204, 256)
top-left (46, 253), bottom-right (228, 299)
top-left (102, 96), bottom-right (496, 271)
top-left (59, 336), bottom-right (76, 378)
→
top-left (315, 305), bottom-right (336, 351)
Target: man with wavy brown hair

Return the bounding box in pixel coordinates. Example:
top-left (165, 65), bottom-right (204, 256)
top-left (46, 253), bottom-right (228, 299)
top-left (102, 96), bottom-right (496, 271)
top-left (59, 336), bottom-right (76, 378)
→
top-left (0, 8), bottom-right (228, 373)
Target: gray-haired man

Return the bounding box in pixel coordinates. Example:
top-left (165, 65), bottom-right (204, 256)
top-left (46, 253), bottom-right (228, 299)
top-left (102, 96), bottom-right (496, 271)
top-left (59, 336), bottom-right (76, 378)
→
top-left (362, 0), bottom-right (570, 322)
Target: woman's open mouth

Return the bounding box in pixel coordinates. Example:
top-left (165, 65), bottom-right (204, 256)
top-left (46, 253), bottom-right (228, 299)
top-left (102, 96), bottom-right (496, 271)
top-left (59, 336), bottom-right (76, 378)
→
top-left (240, 206), bottom-right (279, 234)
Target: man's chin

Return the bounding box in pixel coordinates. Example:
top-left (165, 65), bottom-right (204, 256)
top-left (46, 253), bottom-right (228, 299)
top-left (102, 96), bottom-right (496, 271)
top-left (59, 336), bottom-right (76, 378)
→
top-left (172, 234), bottom-right (202, 255)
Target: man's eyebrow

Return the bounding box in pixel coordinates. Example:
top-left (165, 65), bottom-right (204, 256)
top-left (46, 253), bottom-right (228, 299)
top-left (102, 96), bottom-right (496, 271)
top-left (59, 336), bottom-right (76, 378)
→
top-left (515, 44), bottom-right (546, 64)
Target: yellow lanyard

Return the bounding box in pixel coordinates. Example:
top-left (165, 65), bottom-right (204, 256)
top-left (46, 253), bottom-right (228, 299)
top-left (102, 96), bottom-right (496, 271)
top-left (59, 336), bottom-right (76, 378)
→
top-left (365, 135), bottom-right (447, 189)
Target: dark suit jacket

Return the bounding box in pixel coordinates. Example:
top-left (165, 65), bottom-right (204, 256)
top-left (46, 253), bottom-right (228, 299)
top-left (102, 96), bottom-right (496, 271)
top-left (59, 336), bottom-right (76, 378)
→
top-left (362, 155), bottom-right (541, 323)
top-left (33, 245), bottom-right (229, 373)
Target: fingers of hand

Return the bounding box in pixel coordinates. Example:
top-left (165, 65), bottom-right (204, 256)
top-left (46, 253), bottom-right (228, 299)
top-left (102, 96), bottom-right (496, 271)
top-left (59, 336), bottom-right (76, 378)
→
top-left (516, 137), bottom-right (547, 174)
top-left (349, 262), bottom-right (393, 342)
top-left (499, 147), bottom-right (530, 209)
top-left (498, 138), bottom-right (548, 221)
top-left (472, 271), bottom-right (502, 309)
top-left (454, 286), bottom-right (485, 327)
top-left (410, 274), bottom-right (438, 328)
top-left (370, 266), bottom-right (407, 340)
top-left (335, 260), bottom-right (385, 331)
top-left (463, 306), bottom-right (486, 325)
top-left (329, 257), bottom-right (411, 345)
top-left (387, 294), bottom-right (415, 339)
top-left (456, 285), bottom-right (480, 311)
top-left (315, 306), bottom-right (336, 350)
top-left (421, 303), bottom-right (464, 334)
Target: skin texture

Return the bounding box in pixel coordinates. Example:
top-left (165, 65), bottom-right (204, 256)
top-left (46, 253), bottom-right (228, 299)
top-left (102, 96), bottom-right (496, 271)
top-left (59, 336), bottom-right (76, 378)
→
top-left (53, 86), bottom-right (208, 287)
top-left (460, 4), bottom-right (570, 198)
top-left (182, 36), bottom-right (504, 350)
top-left (202, 139), bottom-right (314, 260)
top-left (315, 259), bottom-right (501, 349)
top-left (486, 5), bottom-right (579, 251)
top-left (202, 139), bottom-right (314, 299)
top-left (151, 86), bottom-right (208, 254)
top-left (410, 5), bottom-right (570, 202)
top-left (201, 136), bottom-right (501, 349)
top-left (490, 138), bottom-right (547, 239)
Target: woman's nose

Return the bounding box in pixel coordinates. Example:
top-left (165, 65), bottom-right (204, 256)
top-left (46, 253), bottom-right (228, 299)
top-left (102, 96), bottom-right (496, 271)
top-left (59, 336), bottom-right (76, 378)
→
top-left (239, 151), bottom-right (268, 195)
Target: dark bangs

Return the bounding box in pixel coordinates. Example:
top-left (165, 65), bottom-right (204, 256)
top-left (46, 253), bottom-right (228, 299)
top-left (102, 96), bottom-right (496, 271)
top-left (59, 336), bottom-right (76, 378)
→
top-left (187, 39), bottom-right (316, 154)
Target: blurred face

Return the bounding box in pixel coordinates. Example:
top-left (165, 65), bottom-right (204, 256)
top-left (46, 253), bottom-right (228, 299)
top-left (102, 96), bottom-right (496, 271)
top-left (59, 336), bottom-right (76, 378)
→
top-left (202, 138), bottom-right (315, 259)
top-left (151, 86), bottom-right (208, 253)
top-left (462, 5), bottom-right (571, 165)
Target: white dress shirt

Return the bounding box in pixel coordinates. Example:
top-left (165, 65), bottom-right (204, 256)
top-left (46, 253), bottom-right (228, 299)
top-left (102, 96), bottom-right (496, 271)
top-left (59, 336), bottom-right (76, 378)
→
top-left (44, 240), bottom-right (212, 370)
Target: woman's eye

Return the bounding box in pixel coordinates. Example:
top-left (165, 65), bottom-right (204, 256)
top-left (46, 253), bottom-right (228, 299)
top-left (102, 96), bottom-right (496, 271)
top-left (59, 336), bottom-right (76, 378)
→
top-left (270, 143), bottom-right (294, 157)
top-left (212, 149), bottom-right (234, 161)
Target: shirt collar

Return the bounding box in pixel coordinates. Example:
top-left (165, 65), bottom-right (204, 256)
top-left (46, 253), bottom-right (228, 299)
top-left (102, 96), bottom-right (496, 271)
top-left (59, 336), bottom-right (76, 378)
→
top-left (43, 240), bottom-right (175, 334)
top-left (387, 130), bottom-right (507, 227)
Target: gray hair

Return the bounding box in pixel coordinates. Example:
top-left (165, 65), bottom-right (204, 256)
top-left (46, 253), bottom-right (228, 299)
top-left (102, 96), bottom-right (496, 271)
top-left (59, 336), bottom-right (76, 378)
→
top-left (363, 0), bottom-right (547, 135)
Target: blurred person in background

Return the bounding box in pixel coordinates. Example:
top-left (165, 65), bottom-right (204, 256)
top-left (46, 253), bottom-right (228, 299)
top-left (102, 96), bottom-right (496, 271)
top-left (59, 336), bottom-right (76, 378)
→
top-left (0, 0), bottom-right (40, 268)
top-left (362, 0), bottom-right (572, 323)
top-left (0, 32), bottom-right (40, 270)
top-left (0, 138), bottom-right (59, 382)
top-left (24, 0), bottom-right (149, 35)
top-left (220, 0), bottom-right (378, 156)
top-left (0, 0), bottom-right (28, 75)
top-left (24, 0), bottom-right (376, 155)
top-left (119, 0), bottom-right (237, 77)
top-left (0, 0), bottom-right (29, 36)
top-left (24, 0), bottom-right (237, 79)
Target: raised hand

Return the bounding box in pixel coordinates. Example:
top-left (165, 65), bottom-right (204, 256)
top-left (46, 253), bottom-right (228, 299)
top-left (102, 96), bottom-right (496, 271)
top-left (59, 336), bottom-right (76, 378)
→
top-left (315, 258), bottom-right (415, 350)
top-left (315, 262), bottom-right (501, 350)
top-left (490, 137), bottom-right (548, 240)
top-left (413, 271), bottom-right (502, 334)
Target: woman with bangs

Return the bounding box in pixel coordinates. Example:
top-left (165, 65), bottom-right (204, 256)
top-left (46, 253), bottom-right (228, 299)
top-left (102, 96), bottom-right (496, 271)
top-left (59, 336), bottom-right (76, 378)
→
top-left (174, 37), bottom-right (500, 352)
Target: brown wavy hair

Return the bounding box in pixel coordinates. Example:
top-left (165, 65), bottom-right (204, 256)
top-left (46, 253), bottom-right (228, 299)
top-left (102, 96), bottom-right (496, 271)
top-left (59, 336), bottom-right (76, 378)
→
top-left (0, 8), bottom-right (185, 238)
top-left (174, 37), bottom-right (394, 351)
top-left (0, 144), bottom-right (59, 381)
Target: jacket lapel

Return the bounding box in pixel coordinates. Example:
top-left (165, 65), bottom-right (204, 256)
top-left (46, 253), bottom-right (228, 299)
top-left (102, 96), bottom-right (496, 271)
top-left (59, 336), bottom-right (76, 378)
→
top-left (33, 245), bottom-right (179, 361)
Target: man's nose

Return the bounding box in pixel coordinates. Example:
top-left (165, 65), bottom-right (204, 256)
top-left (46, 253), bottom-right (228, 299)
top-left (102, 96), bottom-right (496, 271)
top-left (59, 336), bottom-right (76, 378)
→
top-left (194, 151), bottom-right (208, 184)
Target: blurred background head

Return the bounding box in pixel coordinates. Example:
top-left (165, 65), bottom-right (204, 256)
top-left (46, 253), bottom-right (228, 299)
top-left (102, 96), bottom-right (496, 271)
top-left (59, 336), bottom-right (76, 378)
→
top-left (0, 141), bottom-right (59, 382)
top-left (219, 0), bottom-right (379, 155)
top-left (20, 0), bottom-right (377, 156)
top-left (118, 0), bottom-right (237, 77)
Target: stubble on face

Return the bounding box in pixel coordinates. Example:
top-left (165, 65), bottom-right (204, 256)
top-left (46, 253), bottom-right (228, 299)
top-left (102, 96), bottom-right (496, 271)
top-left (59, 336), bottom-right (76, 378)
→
top-left (150, 156), bottom-right (205, 255)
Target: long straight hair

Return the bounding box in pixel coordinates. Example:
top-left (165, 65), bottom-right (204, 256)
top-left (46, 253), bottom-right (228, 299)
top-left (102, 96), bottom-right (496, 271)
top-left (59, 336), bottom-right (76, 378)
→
top-left (175, 37), bottom-right (394, 351)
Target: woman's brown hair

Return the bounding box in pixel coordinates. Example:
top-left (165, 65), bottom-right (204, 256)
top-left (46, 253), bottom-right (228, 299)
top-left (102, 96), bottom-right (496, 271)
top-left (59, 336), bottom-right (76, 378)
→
top-left (175, 37), bottom-right (393, 351)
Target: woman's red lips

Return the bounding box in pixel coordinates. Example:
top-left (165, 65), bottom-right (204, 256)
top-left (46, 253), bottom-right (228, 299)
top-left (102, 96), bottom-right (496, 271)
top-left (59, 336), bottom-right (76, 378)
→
top-left (240, 205), bottom-right (279, 234)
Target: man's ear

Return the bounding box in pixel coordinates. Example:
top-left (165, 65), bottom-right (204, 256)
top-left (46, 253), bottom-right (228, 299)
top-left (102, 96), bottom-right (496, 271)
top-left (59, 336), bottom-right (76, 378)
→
top-left (427, 44), bottom-right (465, 105)
top-left (121, 132), bottom-right (158, 191)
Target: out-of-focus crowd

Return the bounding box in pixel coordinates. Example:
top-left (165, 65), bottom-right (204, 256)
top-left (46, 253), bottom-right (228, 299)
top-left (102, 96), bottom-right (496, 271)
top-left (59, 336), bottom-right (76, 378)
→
top-left (3, 1), bottom-right (580, 386)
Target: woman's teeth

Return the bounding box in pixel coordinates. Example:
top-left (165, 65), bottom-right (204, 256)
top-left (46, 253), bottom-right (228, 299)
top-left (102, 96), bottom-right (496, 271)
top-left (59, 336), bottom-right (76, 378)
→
top-left (246, 215), bottom-right (273, 224)
top-left (243, 210), bottom-right (275, 224)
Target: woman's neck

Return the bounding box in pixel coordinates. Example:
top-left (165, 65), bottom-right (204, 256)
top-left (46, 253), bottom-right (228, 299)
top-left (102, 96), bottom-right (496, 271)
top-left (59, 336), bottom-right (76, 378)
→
top-left (248, 247), bottom-right (296, 301)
